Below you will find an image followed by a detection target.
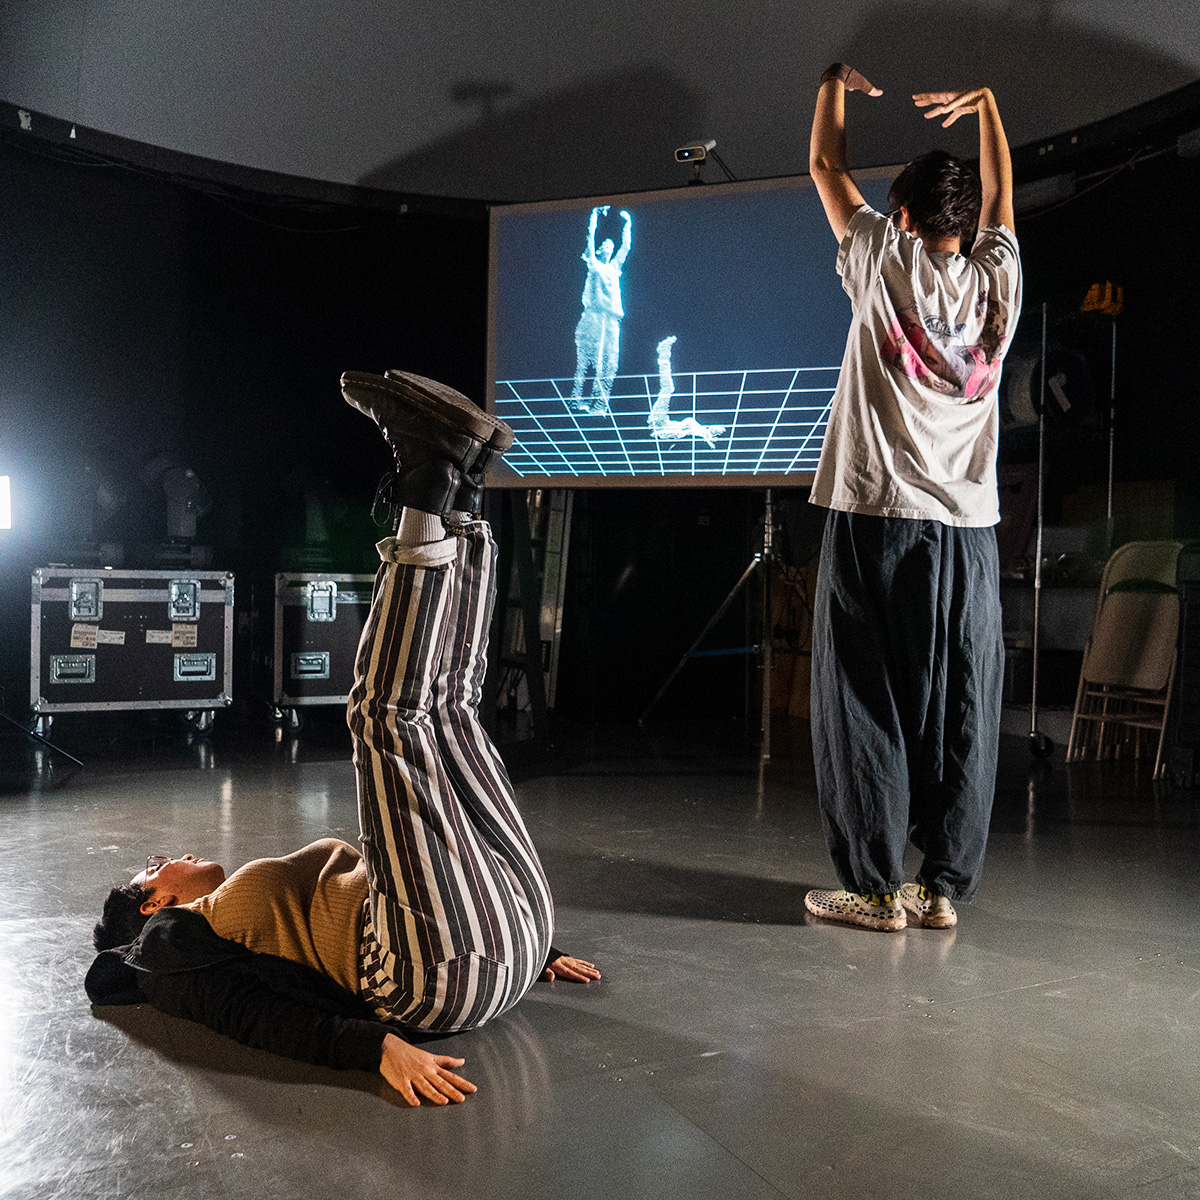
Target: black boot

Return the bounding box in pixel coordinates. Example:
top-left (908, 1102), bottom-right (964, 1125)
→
top-left (382, 369), bottom-right (514, 518)
top-left (449, 431), bottom-right (512, 518)
top-left (341, 371), bottom-right (511, 520)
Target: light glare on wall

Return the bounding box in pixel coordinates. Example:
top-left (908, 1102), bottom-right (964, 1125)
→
top-left (0, 477), bottom-right (10, 529)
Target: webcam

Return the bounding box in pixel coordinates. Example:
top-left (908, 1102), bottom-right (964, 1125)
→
top-left (675, 139), bottom-right (717, 164)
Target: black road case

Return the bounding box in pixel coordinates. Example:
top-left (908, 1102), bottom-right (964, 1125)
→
top-left (31, 568), bottom-right (234, 725)
top-left (270, 572), bottom-right (375, 718)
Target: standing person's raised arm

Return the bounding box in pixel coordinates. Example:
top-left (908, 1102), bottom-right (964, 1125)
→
top-left (583, 205), bottom-right (602, 263)
top-left (809, 63), bottom-right (882, 241)
top-left (913, 88), bottom-right (1014, 232)
top-left (614, 209), bottom-right (633, 266)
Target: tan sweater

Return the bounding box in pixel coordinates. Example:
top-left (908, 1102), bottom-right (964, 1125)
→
top-left (185, 838), bottom-right (368, 994)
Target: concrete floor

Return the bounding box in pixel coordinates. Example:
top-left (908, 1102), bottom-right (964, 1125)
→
top-left (3, 712), bottom-right (1200, 1200)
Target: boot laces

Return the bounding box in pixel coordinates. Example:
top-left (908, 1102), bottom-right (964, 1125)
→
top-left (371, 472), bottom-right (403, 529)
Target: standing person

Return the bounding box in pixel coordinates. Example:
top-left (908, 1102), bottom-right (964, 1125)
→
top-left (569, 204), bottom-right (633, 415)
top-left (802, 65), bottom-right (1022, 931)
top-left (88, 371), bottom-right (599, 1105)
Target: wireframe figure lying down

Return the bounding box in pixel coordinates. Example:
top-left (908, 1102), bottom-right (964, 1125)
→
top-left (648, 335), bottom-right (726, 449)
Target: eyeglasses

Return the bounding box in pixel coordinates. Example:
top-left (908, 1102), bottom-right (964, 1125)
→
top-left (887, 209), bottom-right (902, 227)
top-left (145, 855), bottom-right (172, 875)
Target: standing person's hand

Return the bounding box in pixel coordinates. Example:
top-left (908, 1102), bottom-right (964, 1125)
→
top-left (913, 88), bottom-right (992, 127)
top-left (379, 1033), bottom-right (477, 1106)
top-left (819, 63), bottom-right (883, 96)
top-left (914, 86), bottom-right (1014, 236)
top-left (810, 64), bottom-right (879, 239)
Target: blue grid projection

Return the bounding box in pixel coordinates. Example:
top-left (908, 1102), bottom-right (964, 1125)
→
top-left (495, 365), bottom-right (839, 478)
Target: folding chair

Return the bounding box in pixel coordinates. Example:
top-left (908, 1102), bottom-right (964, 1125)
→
top-left (1066, 540), bottom-right (1183, 778)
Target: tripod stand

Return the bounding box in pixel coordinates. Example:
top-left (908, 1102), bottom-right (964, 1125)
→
top-left (638, 489), bottom-right (777, 767)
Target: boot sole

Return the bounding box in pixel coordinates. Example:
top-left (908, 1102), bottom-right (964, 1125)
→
top-left (341, 371), bottom-right (513, 452)
top-left (382, 369), bottom-right (514, 453)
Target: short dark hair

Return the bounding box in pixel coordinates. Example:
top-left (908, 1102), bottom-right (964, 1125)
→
top-left (889, 150), bottom-right (982, 244)
top-left (92, 882), bottom-right (152, 951)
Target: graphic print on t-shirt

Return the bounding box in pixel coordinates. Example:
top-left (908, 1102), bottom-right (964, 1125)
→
top-left (880, 285), bottom-right (1008, 402)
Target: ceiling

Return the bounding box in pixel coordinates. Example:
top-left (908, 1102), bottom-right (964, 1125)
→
top-left (2, 0), bottom-right (1198, 201)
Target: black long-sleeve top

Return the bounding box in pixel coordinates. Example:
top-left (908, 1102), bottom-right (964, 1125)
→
top-left (86, 907), bottom-right (392, 1071)
top-left (86, 907), bottom-right (563, 1072)
top-left (135, 947), bottom-right (394, 1071)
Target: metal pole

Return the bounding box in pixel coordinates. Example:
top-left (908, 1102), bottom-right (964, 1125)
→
top-left (760, 489), bottom-right (774, 765)
top-left (1031, 302), bottom-right (1047, 741)
top-left (1106, 320), bottom-right (1116, 555)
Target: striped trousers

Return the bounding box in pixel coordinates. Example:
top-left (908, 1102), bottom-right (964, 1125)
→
top-left (348, 521), bottom-right (554, 1032)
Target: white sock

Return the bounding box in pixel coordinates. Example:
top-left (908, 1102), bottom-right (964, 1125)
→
top-left (396, 507), bottom-right (446, 547)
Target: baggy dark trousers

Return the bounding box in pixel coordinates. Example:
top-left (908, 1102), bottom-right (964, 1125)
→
top-left (810, 510), bottom-right (1004, 902)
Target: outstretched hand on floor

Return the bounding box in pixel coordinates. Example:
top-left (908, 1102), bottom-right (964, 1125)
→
top-left (542, 954), bottom-right (602, 983)
top-left (379, 1032), bottom-right (478, 1106)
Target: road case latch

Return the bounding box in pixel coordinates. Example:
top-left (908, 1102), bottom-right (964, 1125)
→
top-left (305, 581), bottom-right (337, 622)
top-left (169, 579), bottom-right (202, 621)
top-left (69, 579), bottom-right (103, 621)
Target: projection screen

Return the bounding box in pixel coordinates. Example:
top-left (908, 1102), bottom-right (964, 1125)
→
top-left (486, 167), bottom-right (898, 487)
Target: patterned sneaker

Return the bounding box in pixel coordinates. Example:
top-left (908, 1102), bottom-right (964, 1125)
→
top-left (804, 888), bottom-right (907, 932)
top-left (899, 883), bottom-right (958, 928)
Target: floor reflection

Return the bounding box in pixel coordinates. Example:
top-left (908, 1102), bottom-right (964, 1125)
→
top-left (2, 718), bottom-right (1200, 1199)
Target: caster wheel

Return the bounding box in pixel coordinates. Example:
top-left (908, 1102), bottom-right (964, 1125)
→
top-left (183, 709), bottom-right (216, 736)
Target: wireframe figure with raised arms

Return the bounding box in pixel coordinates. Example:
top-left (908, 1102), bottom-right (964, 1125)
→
top-left (569, 205), bottom-right (632, 415)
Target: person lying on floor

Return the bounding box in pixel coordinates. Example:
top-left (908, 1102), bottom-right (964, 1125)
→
top-left (87, 369), bottom-right (600, 1107)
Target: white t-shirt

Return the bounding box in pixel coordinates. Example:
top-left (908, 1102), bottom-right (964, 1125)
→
top-left (581, 254), bottom-right (625, 318)
top-left (810, 205), bottom-right (1023, 527)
